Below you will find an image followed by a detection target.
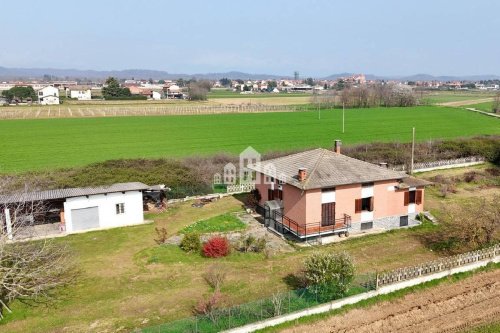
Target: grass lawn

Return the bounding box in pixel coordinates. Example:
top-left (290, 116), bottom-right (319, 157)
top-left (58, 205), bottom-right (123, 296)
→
top-left (420, 91), bottom-right (496, 104)
top-left (0, 166), bottom-right (498, 332)
top-left (465, 101), bottom-right (494, 112)
top-left (0, 106), bottom-right (498, 173)
top-left (180, 213), bottom-right (247, 234)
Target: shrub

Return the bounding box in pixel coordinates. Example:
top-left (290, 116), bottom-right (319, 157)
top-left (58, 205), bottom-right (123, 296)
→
top-left (236, 235), bottom-right (267, 253)
top-left (193, 290), bottom-right (223, 323)
top-left (180, 233), bottom-right (201, 253)
top-left (202, 236), bottom-right (231, 258)
top-left (154, 227), bottom-right (168, 245)
top-left (463, 171), bottom-right (477, 183)
top-left (203, 263), bottom-right (227, 290)
top-left (303, 251), bottom-right (355, 300)
top-left (422, 196), bottom-right (500, 253)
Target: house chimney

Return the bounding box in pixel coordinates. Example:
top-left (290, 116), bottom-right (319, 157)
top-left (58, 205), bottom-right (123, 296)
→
top-left (334, 139), bottom-right (342, 154)
top-left (379, 162), bottom-right (388, 168)
top-left (298, 168), bottom-right (307, 181)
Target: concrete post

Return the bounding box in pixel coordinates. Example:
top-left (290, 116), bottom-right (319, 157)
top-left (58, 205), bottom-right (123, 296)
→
top-left (4, 208), bottom-right (13, 240)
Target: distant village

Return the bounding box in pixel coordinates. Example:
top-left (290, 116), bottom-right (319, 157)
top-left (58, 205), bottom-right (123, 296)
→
top-left (0, 73), bottom-right (499, 105)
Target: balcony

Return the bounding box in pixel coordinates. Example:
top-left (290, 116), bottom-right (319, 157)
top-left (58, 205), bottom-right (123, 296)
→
top-left (256, 204), bottom-right (351, 239)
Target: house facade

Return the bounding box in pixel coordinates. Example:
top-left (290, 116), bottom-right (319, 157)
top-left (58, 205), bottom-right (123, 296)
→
top-left (37, 86), bottom-right (60, 105)
top-left (249, 141), bottom-right (430, 239)
top-left (70, 89), bottom-right (92, 100)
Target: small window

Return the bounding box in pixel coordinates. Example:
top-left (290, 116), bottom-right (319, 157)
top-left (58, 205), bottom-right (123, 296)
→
top-left (355, 197), bottom-right (374, 213)
top-left (115, 203), bottom-right (125, 214)
top-left (361, 197), bottom-right (373, 211)
top-left (361, 221), bottom-right (373, 230)
top-left (404, 190), bottom-right (423, 206)
top-left (400, 215), bottom-right (409, 227)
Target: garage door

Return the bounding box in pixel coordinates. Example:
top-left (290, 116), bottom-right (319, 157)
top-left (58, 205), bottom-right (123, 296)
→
top-left (71, 206), bottom-right (100, 231)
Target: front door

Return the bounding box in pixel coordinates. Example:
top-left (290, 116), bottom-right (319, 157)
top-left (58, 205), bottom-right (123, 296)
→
top-left (321, 202), bottom-right (335, 226)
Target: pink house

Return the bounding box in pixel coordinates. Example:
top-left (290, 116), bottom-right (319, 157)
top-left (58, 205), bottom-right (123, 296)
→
top-left (248, 140), bottom-right (430, 239)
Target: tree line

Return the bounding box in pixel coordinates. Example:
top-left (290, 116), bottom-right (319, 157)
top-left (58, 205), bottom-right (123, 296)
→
top-left (311, 83), bottom-right (417, 108)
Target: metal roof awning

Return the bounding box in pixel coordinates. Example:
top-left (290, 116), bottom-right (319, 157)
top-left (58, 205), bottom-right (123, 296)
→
top-left (0, 182), bottom-right (150, 205)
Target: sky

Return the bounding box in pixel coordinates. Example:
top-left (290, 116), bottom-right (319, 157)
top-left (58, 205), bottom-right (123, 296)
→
top-left (1, 0), bottom-right (499, 77)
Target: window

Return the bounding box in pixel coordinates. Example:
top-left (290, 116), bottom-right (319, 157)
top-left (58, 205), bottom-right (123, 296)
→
top-left (115, 203), bottom-right (125, 214)
top-left (361, 221), bottom-right (373, 230)
top-left (268, 188), bottom-right (274, 201)
top-left (400, 215), bottom-right (409, 227)
top-left (404, 190), bottom-right (422, 206)
top-left (355, 197), bottom-right (374, 213)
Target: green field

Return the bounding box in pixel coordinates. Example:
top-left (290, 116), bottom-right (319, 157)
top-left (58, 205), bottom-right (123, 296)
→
top-left (420, 91), bottom-right (496, 104)
top-left (466, 101), bottom-right (494, 112)
top-left (0, 106), bottom-right (498, 173)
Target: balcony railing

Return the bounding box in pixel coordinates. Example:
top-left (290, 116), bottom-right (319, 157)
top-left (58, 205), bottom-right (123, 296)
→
top-left (273, 210), bottom-right (351, 238)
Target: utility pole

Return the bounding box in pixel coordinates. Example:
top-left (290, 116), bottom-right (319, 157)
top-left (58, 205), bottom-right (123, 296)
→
top-left (342, 102), bottom-right (345, 134)
top-left (318, 98), bottom-right (321, 120)
top-left (410, 127), bottom-right (415, 175)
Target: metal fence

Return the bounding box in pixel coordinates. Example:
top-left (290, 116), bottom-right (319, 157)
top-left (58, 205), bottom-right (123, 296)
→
top-left (141, 274), bottom-right (376, 333)
top-left (376, 244), bottom-right (499, 287)
top-left (226, 184), bottom-right (256, 194)
top-left (392, 156), bottom-right (485, 172)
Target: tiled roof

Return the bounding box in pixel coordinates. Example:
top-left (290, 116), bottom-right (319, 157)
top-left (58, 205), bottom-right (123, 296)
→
top-left (248, 148), bottom-right (409, 190)
top-left (0, 182), bottom-right (149, 205)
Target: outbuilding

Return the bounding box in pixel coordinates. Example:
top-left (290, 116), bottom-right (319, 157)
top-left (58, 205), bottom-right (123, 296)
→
top-left (0, 182), bottom-right (150, 240)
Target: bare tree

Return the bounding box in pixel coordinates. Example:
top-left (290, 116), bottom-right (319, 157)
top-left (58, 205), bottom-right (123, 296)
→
top-left (492, 93), bottom-right (500, 113)
top-left (428, 195), bottom-right (500, 253)
top-left (0, 182), bottom-right (76, 318)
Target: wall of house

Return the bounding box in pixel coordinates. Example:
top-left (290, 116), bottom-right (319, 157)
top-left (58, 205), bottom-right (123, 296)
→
top-left (282, 183), bottom-right (306, 225)
top-left (305, 188), bottom-right (321, 224)
top-left (70, 90), bottom-right (91, 100)
top-left (63, 191), bottom-right (144, 233)
top-left (303, 181), bottom-right (425, 225)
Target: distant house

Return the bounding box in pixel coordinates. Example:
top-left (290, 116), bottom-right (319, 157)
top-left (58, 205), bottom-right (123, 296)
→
top-left (37, 86), bottom-right (59, 105)
top-left (69, 88), bottom-right (92, 100)
top-left (152, 91), bottom-right (162, 100)
top-left (249, 140), bottom-right (431, 239)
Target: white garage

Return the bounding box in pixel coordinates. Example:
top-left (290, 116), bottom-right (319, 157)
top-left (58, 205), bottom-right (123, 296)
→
top-left (0, 182), bottom-right (150, 239)
top-left (63, 185), bottom-right (147, 233)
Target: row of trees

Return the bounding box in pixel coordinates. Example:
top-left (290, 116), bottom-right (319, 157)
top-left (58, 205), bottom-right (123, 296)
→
top-left (1, 86), bottom-right (37, 103)
top-left (311, 83), bottom-right (417, 108)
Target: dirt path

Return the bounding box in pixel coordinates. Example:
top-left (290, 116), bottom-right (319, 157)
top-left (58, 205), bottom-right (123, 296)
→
top-left (438, 97), bottom-right (494, 107)
top-left (280, 269), bottom-right (500, 333)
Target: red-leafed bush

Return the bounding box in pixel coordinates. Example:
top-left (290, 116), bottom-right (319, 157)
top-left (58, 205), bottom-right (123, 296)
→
top-left (202, 237), bottom-right (230, 258)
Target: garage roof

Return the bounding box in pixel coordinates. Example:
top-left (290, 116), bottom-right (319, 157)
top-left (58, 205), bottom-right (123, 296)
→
top-left (0, 182), bottom-right (150, 205)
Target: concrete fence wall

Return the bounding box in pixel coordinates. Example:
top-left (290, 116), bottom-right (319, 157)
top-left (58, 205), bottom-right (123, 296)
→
top-left (377, 244), bottom-right (499, 287)
top-left (393, 156), bottom-right (486, 172)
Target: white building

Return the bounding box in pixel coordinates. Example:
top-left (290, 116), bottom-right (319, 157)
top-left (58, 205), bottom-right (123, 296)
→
top-left (0, 182), bottom-right (150, 239)
top-left (70, 89), bottom-right (92, 100)
top-left (37, 86), bottom-right (60, 105)
top-left (152, 91), bottom-right (162, 100)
